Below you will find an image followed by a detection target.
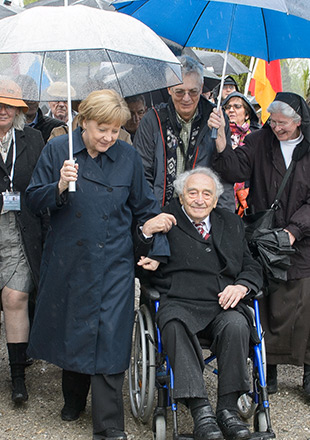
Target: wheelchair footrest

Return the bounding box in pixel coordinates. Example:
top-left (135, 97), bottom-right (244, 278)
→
top-left (251, 431), bottom-right (276, 439)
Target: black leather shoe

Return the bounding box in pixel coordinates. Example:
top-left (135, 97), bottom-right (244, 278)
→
top-left (99, 428), bottom-right (127, 440)
top-left (12, 377), bottom-right (28, 404)
top-left (217, 409), bottom-right (250, 440)
top-left (61, 404), bottom-right (84, 421)
top-left (267, 364), bottom-right (278, 394)
top-left (192, 405), bottom-right (224, 440)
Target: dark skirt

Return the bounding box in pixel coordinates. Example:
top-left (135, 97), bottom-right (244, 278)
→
top-left (259, 277), bottom-right (310, 365)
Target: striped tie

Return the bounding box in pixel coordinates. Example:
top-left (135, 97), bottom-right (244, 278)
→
top-left (194, 222), bottom-right (210, 240)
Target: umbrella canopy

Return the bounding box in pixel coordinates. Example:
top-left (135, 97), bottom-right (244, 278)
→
top-left (192, 49), bottom-right (249, 75)
top-left (0, 1), bottom-right (23, 19)
top-left (0, 5), bottom-right (182, 100)
top-left (113, 0), bottom-right (310, 61)
top-left (25, 0), bottom-right (114, 10)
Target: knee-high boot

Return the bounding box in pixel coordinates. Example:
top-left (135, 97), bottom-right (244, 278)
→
top-left (7, 343), bottom-right (28, 403)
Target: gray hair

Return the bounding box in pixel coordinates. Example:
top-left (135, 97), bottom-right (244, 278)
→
top-left (174, 167), bottom-right (224, 198)
top-left (267, 100), bottom-right (301, 124)
top-left (13, 109), bottom-right (26, 131)
top-left (179, 55), bottom-right (204, 86)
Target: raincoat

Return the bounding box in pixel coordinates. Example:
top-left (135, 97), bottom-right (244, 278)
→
top-left (26, 127), bottom-right (169, 375)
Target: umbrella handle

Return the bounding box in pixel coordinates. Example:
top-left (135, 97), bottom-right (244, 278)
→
top-left (211, 127), bottom-right (218, 139)
top-left (68, 181), bottom-right (76, 192)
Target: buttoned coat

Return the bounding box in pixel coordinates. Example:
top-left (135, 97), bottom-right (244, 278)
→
top-left (0, 127), bottom-right (45, 290)
top-left (151, 198), bottom-right (263, 335)
top-left (26, 128), bottom-right (169, 375)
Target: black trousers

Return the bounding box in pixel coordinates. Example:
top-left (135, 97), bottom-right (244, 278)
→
top-left (161, 309), bottom-right (250, 400)
top-left (62, 369), bottom-right (125, 437)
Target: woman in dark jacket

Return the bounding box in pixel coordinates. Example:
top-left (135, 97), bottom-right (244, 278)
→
top-left (222, 92), bottom-right (260, 216)
top-left (213, 92), bottom-right (310, 398)
top-left (0, 78), bottom-right (45, 404)
top-left (26, 89), bottom-right (170, 440)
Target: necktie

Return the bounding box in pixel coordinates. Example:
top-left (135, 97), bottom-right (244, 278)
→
top-left (194, 222), bottom-right (210, 240)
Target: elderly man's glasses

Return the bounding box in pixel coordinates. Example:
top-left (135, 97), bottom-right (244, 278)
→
top-left (172, 88), bottom-right (200, 99)
top-left (0, 103), bottom-right (14, 111)
top-left (224, 103), bottom-right (243, 111)
top-left (268, 119), bottom-right (293, 128)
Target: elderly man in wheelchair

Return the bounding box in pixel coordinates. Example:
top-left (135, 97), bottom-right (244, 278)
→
top-left (138, 167), bottom-right (264, 440)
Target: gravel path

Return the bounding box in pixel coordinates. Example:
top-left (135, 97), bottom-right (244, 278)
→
top-left (1, 314), bottom-right (310, 439)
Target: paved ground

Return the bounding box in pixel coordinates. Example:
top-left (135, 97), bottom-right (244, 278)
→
top-left (1, 315), bottom-right (310, 439)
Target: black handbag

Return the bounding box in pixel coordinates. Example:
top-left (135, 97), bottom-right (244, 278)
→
top-left (243, 160), bottom-right (296, 294)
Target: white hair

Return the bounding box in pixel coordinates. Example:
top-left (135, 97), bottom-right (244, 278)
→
top-left (13, 109), bottom-right (26, 131)
top-left (174, 167), bottom-right (224, 198)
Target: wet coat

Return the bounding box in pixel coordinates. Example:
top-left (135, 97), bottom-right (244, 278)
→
top-left (134, 96), bottom-right (235, 211)
top-left (26, 127), bottom-right (170, 375)
top-left (0, 127), bottom-right (45, 290)
top-left (151, 198), bottom-right (263, 335)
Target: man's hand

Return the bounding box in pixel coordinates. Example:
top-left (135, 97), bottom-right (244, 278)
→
top-left (218, 284), bottom-right (248, 310)
top-left (207, 107), bottom-right (227, 153)
top-left (137, 256), bottom-right (160, 271)
top-left (142, 213), bottom-right (177, 236)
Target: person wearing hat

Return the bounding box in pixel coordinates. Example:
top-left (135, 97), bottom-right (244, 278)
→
top-left (46, 81), bottom-right (78, 124)
top-left (222, 91), bottom-right (261, 215)
top-left (213, 75), bottom-right (239, 104)
top-left (0, 78), bottom-right (45, 403)
top-left (212, 91), bottom-right (310, 400)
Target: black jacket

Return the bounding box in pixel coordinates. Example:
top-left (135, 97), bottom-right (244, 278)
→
top-left (0, 126), bottom-right (45, 289)
top-left (32, 108), bottom-right (65, 143)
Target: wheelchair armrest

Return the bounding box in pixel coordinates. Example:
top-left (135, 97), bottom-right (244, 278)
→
top-left (141, 285), bottom-right (161, 301)
top-left (253, 290), bottom-right (264, 300)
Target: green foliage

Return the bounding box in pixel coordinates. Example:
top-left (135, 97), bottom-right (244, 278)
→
top-left (23, 0), bottom-right (38, 5)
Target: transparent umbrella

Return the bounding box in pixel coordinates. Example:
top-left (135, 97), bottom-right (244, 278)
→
top-left (25, 0), bottom-right (114, 10)
top-left (192, 49), bottom-right (249, 76)
top-left (0, 5), bottom-right (181, 190)
top-left (0, 1), bottom-right (23, 19)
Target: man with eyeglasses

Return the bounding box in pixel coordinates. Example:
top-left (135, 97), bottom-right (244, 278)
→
top-left (134, 55), bottom-right (234, 210)
top-left (212, 92), bottom-right (310, 402)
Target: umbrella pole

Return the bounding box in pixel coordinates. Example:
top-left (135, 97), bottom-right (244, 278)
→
top-left (64, 0), bottom-right (76, 192)
top-left (211, 4), bottom-right (237, 140)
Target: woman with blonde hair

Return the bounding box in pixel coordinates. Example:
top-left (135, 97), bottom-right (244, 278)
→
top-left (25, 89), bottom-right (170, 440)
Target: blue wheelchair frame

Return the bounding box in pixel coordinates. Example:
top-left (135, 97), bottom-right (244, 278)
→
top-left (129, 287), bottom-right (276, 440)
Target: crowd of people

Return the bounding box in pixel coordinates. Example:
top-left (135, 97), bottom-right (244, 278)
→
top-left (0, 51), bottom-right (310, 440)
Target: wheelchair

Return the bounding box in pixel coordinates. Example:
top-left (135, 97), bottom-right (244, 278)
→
top-left (128, 285), bottom-right (276, 440)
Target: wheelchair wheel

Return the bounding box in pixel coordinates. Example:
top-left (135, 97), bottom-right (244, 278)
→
top-left (254, 406), bottom-right (268, 432)
top-left (129, 304), bottom-right (156, 423)
top-left (237, 392), bottom-right (256, 419)
top-left (153, 414), bottom-right (166, 440)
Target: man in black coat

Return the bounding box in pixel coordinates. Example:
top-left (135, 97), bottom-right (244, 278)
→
top-left (139, 167), bottom-right (263, 440)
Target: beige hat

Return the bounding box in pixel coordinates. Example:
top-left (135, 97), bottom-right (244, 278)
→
top-left (0, 78), bottom-right (28, 113)
top-left (47, 81), bottom-right (77, 100)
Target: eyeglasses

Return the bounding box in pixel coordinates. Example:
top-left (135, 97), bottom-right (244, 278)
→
top-left (224, 104), bottom-right (243, 111)
top-left (0, 103), bottom-right (14, 111)
top-left (268, 118), bottom-right (293, 128)
top-left (172, 88), bottom-right (200, 99)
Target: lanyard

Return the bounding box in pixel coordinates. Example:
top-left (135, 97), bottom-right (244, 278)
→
top-left (8, 129), bottom-right (16, 192)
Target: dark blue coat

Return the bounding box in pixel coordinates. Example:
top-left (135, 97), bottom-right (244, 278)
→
top-left (26, 127), bottom-right (169, 375)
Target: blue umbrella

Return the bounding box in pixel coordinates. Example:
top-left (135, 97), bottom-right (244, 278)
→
top-left (113, 0), bottom-right (310, 137)
top-left (113, 0), bottom-right (310, 62)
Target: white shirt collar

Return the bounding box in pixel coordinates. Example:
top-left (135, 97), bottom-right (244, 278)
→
top-left (181, 205), bottom-right (211, 232)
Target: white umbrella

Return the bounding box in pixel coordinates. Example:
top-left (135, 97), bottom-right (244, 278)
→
top-left (0, 1), bottom-right (23, 19)
top-left (0, 5), bottom-right (181, 190)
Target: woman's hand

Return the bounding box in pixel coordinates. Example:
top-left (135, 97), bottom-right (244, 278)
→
top-left (142, 213), bottom-right (177, 236)
top-left (207, 107), bottom-right (227, 153)
top-left (58, 160), bottom-right (79, 194)
top-left (137, 256), bottom-right (160, 271)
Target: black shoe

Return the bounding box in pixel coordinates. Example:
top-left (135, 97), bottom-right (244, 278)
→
top-left (217, 409), bottom-right (250, 440)
top-left (12, 377), bottom-right (28, 404)
top-left (192, 405), bottom-right (224, 440)
top-left (97, 428), bottom-right (127, 440)
top-left (303, 364), bottom-right (310, 398)
top-left (61, 404), bottom-right (84, 421)
top-left (267, 364), bottom-right (277, 394)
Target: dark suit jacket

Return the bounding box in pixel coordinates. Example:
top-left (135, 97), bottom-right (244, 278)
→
top-left (151, 198), bottom-right (263, 335)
